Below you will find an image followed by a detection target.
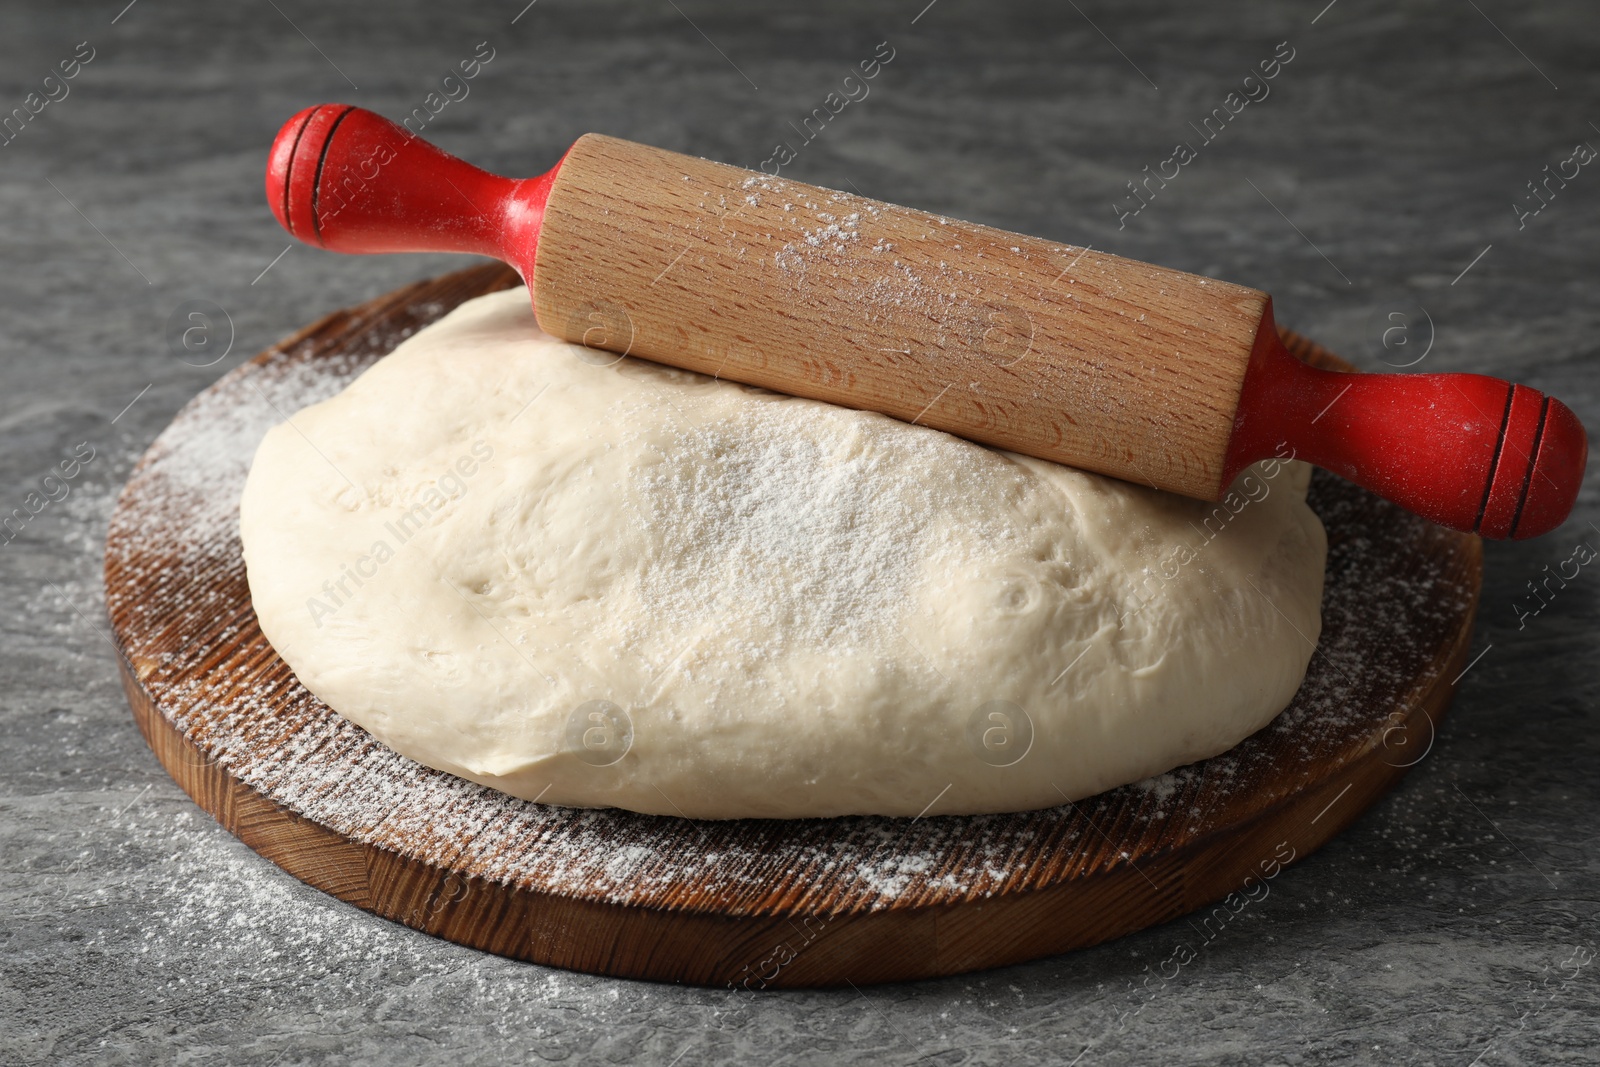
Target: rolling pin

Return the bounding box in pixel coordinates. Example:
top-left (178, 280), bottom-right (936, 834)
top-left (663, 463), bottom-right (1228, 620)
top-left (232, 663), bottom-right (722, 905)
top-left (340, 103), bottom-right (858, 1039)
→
top-left (265, 104), bottom-right (1587, 540)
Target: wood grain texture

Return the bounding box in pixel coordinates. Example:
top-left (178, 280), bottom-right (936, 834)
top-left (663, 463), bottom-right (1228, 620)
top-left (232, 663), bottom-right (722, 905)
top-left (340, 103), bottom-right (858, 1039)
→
top-left (106, 263), bottom-right (1482, 989)
top-left (533, 135), bottom-right (1268, 500)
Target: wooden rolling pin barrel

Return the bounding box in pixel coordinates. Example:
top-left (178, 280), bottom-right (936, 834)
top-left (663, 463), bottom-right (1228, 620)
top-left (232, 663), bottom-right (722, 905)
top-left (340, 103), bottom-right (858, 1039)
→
top-left (266, 104), bottom-right (1587, 539)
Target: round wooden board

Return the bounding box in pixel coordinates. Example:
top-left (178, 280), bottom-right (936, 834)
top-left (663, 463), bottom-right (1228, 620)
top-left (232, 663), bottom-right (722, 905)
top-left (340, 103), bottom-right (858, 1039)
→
top-left (105, 263), bottom-right (1482, 989)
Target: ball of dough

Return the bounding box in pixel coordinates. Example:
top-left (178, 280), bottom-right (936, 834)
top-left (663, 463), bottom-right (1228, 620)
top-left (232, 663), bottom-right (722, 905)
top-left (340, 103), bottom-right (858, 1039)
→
top-left (240, 288), bottom-right (1326, 819)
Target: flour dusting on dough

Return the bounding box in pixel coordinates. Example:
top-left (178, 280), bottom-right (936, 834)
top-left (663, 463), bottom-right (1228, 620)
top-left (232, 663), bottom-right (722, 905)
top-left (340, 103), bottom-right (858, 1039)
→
top-left (238, 287), bottom-right (1327, 820)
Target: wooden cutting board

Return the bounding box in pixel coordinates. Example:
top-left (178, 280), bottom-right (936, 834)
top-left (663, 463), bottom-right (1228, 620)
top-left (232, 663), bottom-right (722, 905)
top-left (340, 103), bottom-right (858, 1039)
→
top-left (105, 263), bottom-right (1482, 989)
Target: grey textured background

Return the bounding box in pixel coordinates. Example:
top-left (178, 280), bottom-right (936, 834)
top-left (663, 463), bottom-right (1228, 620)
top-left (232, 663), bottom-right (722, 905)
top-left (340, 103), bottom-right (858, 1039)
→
top-left (3, 0), bottom-right (1598, 1063)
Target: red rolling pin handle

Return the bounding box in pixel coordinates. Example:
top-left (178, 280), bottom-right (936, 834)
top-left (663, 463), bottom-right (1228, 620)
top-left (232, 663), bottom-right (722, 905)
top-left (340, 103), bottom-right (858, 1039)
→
top-left (265, 103), bottom-right (563, 273)
top-left (1224, 305), bottom-right (1587, 540)
top-left (266, 105), bottom-right (1589, 541)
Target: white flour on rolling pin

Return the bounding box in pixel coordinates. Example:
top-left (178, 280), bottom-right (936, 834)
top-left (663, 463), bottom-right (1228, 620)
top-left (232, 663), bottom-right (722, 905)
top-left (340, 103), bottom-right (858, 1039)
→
top-left (239, 287), bottom-right (1326, 819)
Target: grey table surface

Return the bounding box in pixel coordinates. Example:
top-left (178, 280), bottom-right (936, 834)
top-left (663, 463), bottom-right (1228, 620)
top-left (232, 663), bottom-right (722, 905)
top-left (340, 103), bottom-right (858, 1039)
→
top-left (3, 0), bottom-right (1598, 1063)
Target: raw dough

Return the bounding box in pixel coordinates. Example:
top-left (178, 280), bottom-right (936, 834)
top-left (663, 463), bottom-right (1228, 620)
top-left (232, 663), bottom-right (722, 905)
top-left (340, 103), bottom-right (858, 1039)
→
top-left (240, 288), bottom-right (1326, 819)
